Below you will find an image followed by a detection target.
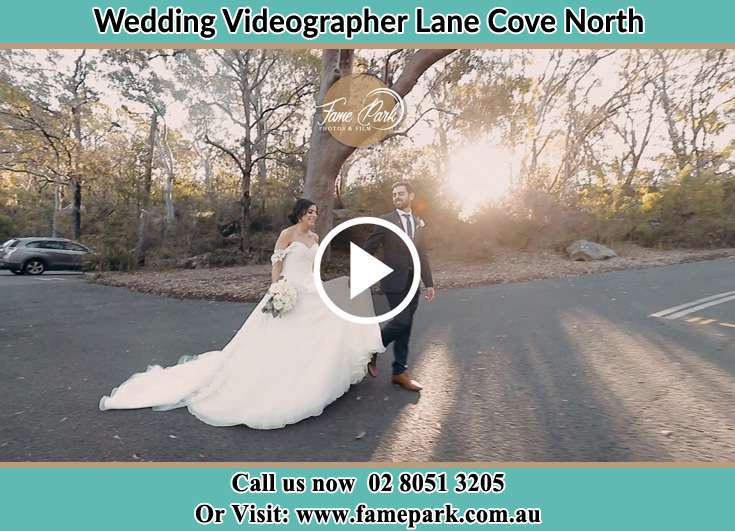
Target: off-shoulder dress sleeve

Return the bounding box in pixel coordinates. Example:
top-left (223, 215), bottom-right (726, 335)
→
top-left (271, 246), bottom-right (289, 264)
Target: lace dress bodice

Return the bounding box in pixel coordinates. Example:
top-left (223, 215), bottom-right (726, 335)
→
top-left (272, 241), bottom-right (318, 292)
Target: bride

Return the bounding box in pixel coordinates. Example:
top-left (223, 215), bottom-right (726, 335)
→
top-left (99, 199), bottom-right (385, 429)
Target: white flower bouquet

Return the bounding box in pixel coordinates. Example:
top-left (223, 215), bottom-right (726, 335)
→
top-left (262, 279), bottom-right (298, 318)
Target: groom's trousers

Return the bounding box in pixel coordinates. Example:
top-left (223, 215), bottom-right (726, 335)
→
top-left (381, 288), bottom-right (421, 375)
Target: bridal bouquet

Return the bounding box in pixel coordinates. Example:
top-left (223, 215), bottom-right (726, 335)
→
top-left (262, 279), bottom-right (298, 318)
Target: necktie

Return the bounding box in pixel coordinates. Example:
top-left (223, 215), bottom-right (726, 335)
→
top-left (402, 213), bottom-right (414, 239)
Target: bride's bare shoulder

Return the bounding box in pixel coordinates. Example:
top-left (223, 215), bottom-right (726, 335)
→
top-left (275, 227), bottom-right (294, 248)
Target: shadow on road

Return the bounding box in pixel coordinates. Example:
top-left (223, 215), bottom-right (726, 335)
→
top-left (2, 263), bottom-right (735, 461)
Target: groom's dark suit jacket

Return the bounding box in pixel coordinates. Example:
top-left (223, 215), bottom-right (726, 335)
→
top-left (363, 211), bottom-right (433, 294)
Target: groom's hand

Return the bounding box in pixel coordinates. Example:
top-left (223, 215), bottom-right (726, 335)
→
top-left (424, 287), bottom-right (436, 303)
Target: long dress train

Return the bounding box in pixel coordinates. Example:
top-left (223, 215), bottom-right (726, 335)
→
top-left (99, 241), bottom-right (384, 429)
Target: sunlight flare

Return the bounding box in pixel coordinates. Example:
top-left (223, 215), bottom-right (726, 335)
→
top-left (445, 142), bottom-right (517, 217)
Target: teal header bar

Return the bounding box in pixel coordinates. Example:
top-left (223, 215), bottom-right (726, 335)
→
top-left (0, 1), bottom-right (732, 45)
top-left (2, 466), bottom-right (733, 529)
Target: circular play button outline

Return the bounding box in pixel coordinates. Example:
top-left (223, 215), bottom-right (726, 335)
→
top-left (313, 216), bottom-right (421, 325)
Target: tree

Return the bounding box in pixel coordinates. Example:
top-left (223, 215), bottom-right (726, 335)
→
top-left (105, 49), bottom-right (179, 265)
top-left (63, 50), bottom-right (97, 239)
top-left (0, 50), bottom-right (100, 239)
top-left (181, 49), bottom-right (316, 251)
top-left (303, 49), bottom-right (455, 236)
top-left (608, 51), bottom-right (658, 194)
top-left (654, 49), bottom-right (735, 177)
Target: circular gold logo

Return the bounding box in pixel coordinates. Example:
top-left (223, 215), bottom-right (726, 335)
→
top-left (317, 74), bottom-right (406, 148)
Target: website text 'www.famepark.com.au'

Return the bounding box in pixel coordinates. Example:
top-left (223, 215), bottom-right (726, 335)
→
top-left (197, 502), bottom-right (542, 528)
top-left (297, 503), bottom-right (541, 527)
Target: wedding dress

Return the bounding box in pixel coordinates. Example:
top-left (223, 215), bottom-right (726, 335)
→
top-left (99, 240), bottom-right (385, 429)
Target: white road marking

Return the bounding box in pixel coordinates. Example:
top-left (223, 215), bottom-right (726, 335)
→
top-left (649, 290), bottom-right (735, 318)
top-left (653, 293), bottom-right (735, 320)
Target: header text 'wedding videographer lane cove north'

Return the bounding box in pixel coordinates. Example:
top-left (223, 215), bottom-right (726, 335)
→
top-left (91, 6), bottom-right (645, 40)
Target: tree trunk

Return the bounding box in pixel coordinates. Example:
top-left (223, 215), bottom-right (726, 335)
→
top-left (162, 124), bottom-right (175, 238)
top-left (164, 171), bottom-right (175, 232)
top-left (236, 53), bottom-right (256, 253)
top-left (240, 182), bottom-right (252, 252)
top-left (433, 84), bottom-right (450, 179)
top-left (52, 183), bottom-right (63, 238)
top-left (304, 49), bottom-right (454, 237)
top-left (203, 155), bottom-right (213, 197)
top-left (135, 111), bottom-right (158, 267)
top-left (71, 105), bottom-right (83, 240)
top-left (304, 135), bottom-right (353, 237)
top-left (255, 82), bottom-right (268, 213)
top-left (655, 51), bottom-right (688, 171)
top-left (70, 179), bottom-right (81, 240)
top-left (335, 158), bottom-right (352, 210)
top-left (69, 50), bottom-right (87, 241)
top-left (305, 50), bottom-right (354, 236)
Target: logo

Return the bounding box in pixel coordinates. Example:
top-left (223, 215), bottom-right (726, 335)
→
top-left (317, 74), bottom-right (406, 148)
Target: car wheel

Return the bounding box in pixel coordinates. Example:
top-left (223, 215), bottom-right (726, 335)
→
top-left (10, 269), bottom-right (24, 275)
top-left (24, 259), bottom-right (45, 275)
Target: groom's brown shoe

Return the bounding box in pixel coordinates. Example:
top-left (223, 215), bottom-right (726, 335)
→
top-left (392, 373), bottom-right (423, 392)
top-left (367, 354), bottom-right (378, 378)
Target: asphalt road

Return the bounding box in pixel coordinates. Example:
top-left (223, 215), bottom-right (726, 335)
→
top-left (1, 260), bottom-right (734, 462)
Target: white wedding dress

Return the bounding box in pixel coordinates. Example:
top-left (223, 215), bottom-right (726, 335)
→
top-left (99, 241), bottom-right (385, 429)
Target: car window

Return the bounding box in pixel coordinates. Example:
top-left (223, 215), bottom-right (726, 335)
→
top-left (29, 241), bottom-right (65, 250)
top-left (2, 239), bottom-right (19, 248)
top-left (64, 242), bottom-right (88, 252)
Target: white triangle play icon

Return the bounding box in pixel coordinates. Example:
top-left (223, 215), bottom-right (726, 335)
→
top-left (349, 242), bottom-right (393, 300)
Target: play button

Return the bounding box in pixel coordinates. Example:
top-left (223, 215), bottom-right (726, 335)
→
top-left (349, 242), bottom-right (393, 299)
top-left (313, 216), bottom-right (421, 325)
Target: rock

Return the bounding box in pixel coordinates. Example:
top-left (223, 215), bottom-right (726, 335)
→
top-left (566, 240), bottom-right (617, 261)
top-left (178, 252), bottom-right (212, 269)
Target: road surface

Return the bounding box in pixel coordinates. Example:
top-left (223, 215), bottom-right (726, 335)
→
top-left (1, 259), bottom-right (734, 461)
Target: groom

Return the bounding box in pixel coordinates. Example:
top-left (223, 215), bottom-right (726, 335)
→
top-left (363, 181), bottom-right (435, 392)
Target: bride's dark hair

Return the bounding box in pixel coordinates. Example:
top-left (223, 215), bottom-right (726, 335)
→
top-left (288, 198), bottom-right (317, 225)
